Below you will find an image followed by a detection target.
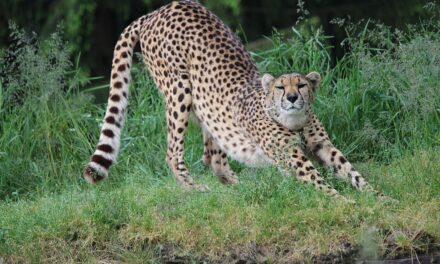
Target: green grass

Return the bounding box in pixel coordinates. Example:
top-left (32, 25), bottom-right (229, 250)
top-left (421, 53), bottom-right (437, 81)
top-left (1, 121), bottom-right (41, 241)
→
top-left (0, 149), bottom-right (439, 262)
top-left (1, 17), bottom-right (440, 263)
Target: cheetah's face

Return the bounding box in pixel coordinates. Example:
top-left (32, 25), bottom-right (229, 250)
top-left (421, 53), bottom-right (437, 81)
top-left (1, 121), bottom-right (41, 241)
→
top-left (262, 72), bottom-right (321, 129)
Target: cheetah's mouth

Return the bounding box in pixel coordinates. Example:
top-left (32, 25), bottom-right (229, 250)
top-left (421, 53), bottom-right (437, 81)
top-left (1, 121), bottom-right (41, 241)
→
top-left (281, 102), bottom-right (305, 113)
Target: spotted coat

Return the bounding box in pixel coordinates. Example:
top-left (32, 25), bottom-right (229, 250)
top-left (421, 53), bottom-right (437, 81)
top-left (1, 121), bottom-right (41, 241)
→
top-left (84, 0), bottom-right (382, 200)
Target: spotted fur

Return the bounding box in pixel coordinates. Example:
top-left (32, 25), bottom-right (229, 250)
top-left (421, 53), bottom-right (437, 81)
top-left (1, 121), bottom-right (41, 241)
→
top-left (84, 0), bottom-right (382, 200)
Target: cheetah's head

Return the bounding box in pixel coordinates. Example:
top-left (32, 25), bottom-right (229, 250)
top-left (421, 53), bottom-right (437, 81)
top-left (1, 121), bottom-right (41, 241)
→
top-left (261, 72), bottom-right (321, 130)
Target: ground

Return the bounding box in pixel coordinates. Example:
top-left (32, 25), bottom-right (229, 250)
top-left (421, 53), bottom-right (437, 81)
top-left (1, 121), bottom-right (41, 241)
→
top-left (0, 132), bottom-right (439, 262)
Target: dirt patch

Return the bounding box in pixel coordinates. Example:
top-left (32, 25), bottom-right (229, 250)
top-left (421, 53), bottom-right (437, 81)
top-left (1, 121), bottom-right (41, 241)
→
top-left (158, 243), bottom-right (271, 263)
top-left (311, 242), bottom-right (358, 264)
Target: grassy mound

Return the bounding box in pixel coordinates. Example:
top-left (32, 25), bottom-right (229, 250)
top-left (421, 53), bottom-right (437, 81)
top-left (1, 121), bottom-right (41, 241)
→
top-left (0, 16), bottom-right (439, 263)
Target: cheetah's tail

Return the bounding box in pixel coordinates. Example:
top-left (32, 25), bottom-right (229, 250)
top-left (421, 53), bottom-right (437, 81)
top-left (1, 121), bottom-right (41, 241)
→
top-left (83, 15), bottom-right (147, 184)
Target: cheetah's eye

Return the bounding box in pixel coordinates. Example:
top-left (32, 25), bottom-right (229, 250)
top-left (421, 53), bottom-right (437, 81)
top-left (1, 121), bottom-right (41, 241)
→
top-left (275, 86), bottom-right (284, 90)
top-left (298, 83), bottom-right (306, 89)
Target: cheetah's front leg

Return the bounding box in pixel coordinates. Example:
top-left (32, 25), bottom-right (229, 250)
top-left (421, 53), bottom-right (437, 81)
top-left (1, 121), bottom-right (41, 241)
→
top-left (303, 114), bottom-right (383, 196)
top-left (202, 128), bottom-right (238, 185)
top-left (255, 120), bottom-right (353, 202)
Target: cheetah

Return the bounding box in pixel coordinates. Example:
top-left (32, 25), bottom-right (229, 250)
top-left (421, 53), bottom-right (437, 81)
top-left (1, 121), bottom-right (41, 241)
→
top-left (84, 0), bottom-right (382, 201)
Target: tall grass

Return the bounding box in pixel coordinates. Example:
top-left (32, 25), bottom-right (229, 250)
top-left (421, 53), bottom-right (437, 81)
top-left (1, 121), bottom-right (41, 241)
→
top-left (322, 20), bottom-right (440, 160)
top-left (0, 14), bottom-right (439, 262)
top-left (0, 23), bottom-right (100, 199)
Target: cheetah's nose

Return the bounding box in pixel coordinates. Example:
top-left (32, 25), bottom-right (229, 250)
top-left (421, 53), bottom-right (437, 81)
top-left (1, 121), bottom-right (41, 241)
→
top-left (286, 94), bottom-right (298, 103)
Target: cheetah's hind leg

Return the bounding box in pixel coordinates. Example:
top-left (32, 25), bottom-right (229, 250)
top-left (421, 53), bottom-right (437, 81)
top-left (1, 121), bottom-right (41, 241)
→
top-left (163, 76), bottom-right (209, 192)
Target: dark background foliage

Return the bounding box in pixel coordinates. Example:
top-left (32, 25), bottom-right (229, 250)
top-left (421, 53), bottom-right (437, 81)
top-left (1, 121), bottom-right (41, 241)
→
top-left (0, 0), bottom-right (433, 77)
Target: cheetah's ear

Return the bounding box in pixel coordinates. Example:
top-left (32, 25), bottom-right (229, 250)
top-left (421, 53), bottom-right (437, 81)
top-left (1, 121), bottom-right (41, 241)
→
top-left (262, 73), bottom-right (275, 93)
top-left (306, 71), bottom-right (321, 91)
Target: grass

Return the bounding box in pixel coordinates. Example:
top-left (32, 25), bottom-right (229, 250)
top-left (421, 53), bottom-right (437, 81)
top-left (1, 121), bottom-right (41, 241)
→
top-left (0, 150), bottom-right (439, 262)
top-left (1, 13), bottom-right (440, 263)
